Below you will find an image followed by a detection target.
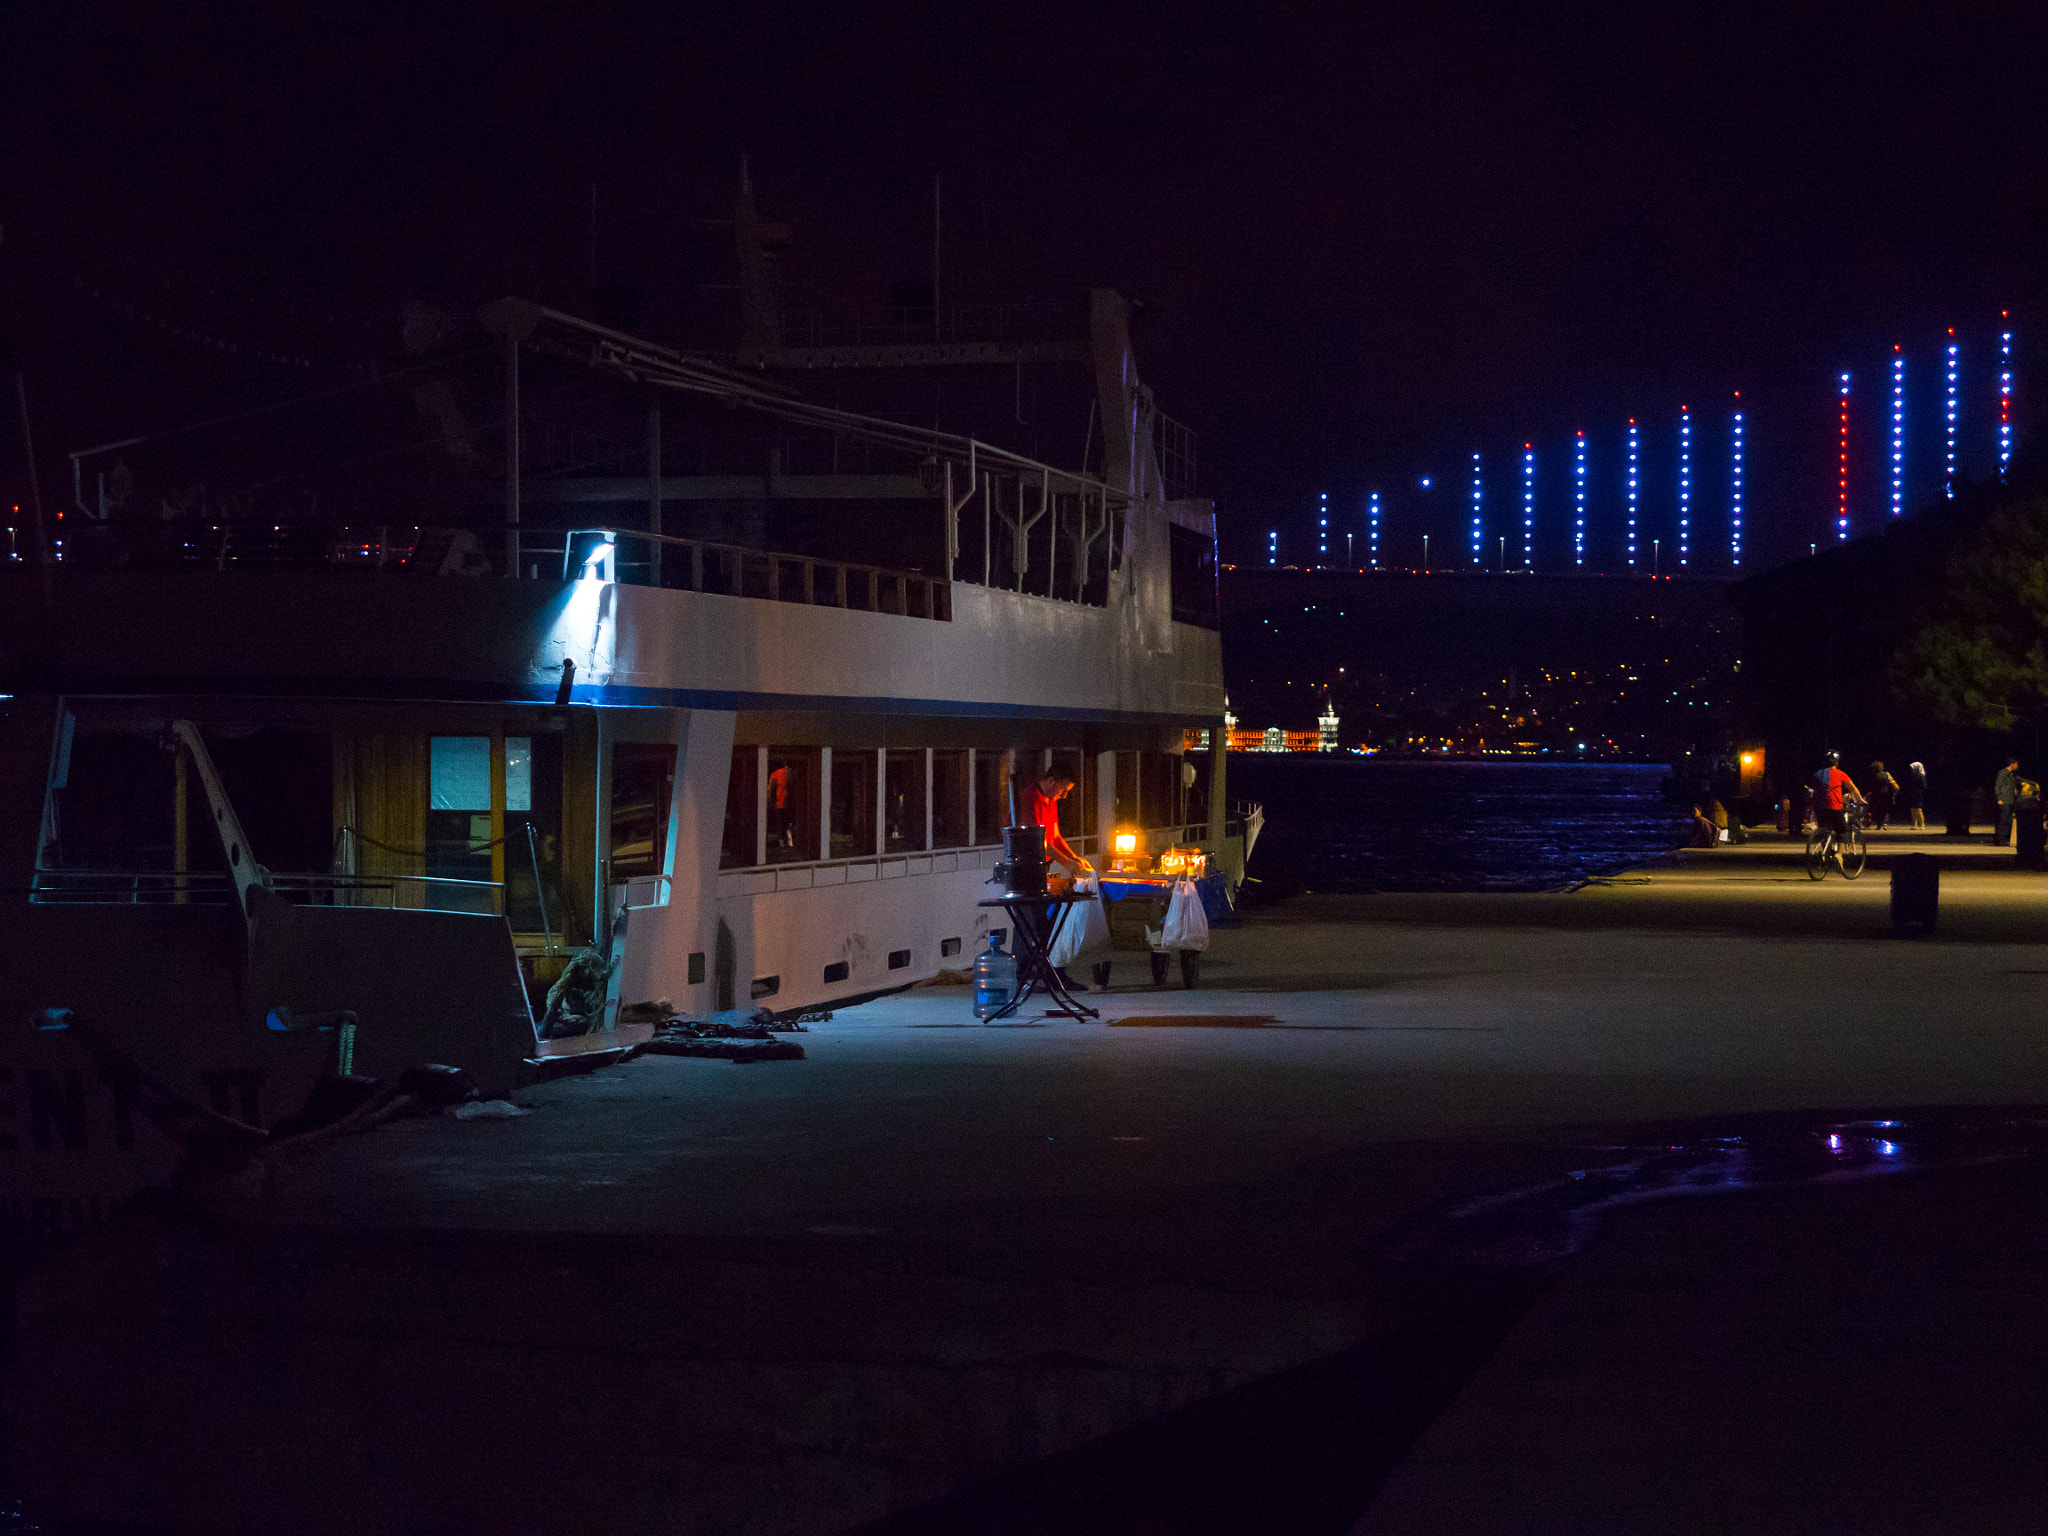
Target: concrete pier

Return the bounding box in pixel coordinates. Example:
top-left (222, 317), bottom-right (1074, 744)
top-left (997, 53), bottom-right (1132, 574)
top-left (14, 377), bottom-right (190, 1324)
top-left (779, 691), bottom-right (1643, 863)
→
top-left (12, 827), bottom-right (2048, 1533)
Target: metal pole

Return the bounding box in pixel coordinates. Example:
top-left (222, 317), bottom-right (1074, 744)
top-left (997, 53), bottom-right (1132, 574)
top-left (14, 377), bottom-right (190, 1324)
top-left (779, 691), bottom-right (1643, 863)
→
top-left (504, 336), bottom-right (521, 576)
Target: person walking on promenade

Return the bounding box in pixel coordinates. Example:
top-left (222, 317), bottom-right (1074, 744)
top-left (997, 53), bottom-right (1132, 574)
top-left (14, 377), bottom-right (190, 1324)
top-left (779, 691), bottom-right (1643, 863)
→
top-left (1867, 761), bottom-right (1899, 830)
top-left (1994, 756), bottom-right (2022, 846)
top-left (1900, 761), bottom-right (1928, 831)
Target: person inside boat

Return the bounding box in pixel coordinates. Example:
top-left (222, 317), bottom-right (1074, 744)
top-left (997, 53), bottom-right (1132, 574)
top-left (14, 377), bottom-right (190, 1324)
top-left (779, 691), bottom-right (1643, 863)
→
top-left (1018, 771), bottom-right (1092, 878)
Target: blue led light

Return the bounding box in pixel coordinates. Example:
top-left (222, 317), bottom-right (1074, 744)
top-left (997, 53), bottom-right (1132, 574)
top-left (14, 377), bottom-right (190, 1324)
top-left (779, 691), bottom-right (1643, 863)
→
top-left (1267, 528), bottom-right (1278, 567)
top-left (1891, 349), bottom-right (1905, 518)
top-left (1731, 399), bottom-right (1744, 567)
top-left (1837, 372), bottom-right (1851, 540)
top-left (2002, 322), bottom-right (2014, 476)
top-left (1470, 451), bottom-right (1483, 565)
top-left (1521, 444), bottom-right (1534, 571)
top-left (1626, 420), bottom-right (1638, 567)
top-left (1369, 491), bottom-right (1381, 567)
top-left (1318, 498), bottom-right (1329, 564)
top-left (1946, 336), bottom-right (1958, 499)
top-left (1573, 432), bottom-right (1586, 567)
top-left (1677, 407), bottom-right (1691, 567)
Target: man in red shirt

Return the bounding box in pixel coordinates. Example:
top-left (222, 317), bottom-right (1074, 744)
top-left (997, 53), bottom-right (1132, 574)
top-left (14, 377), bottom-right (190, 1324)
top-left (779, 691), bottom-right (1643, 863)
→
top-left (1016, 770), bottom-right (1092, 878)
top-left (1816, 751), bottom-right (1865, 839)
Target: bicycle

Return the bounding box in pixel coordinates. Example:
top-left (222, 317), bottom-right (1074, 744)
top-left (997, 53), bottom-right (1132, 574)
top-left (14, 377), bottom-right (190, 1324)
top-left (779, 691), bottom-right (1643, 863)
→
top-left (1806, 801), bottom-right (1868, 880)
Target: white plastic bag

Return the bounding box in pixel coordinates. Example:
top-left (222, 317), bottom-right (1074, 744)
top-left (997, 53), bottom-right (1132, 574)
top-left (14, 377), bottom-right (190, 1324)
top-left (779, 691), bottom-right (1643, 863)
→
top-left (1047, 879), bottom-right (1114, 968)
top-left (1155, 876), bottom-right (1210, 953)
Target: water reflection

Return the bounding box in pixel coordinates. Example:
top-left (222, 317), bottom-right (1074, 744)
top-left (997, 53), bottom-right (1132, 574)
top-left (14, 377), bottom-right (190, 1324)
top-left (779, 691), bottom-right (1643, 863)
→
top-left (1382, 1110), bottom-right (2048, 1266)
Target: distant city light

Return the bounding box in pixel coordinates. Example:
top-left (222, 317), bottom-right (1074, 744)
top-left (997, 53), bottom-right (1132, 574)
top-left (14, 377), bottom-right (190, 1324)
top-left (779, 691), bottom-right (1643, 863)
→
top-left (1626, 419), bottom-right (1639, 568)
top-left (1730, 394), bottom-right (1744, 567)
top-left (2001, 317), bottom-right (2014, 477)
top-left (1318, 493), bottom-right (1329, 563)
top-left (1573, 431), bottom-right (1586, 568)
top-left (1521, 444), bottom-right (1534, 571)
top-left (1420, 476), bottom-right (1432, 489)
top-left (1837, 371), bottom-right (1851, 540)
top-left (1470, 452), bottom-right (1483, 565)
top-left (1891, 347), bottom-right (1905, 518)
top-left (1677, 407), bottom-right (1691, 567)
top-left (1369, 491), bottom-right (1381, 567)
top-left (1945, 332), bottom-right (1958, 499)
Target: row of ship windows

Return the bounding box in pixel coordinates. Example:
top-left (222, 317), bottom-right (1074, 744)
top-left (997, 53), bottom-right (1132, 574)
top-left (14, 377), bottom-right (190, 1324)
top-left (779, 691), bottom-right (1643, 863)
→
top-left (688, 934), bottom-right (988, 1001)
top-left (719, 746), bottom-right (1078, 870)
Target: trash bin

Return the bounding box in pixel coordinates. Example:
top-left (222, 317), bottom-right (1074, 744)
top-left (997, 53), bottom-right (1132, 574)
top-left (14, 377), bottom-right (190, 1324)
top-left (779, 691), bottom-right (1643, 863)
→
top-left (2019, 805), bottom-right (2048, 869)
top-left (1890, 853), bottom-right (1938, 933)
top-left (1944, 792), bottom-right (1973, 838)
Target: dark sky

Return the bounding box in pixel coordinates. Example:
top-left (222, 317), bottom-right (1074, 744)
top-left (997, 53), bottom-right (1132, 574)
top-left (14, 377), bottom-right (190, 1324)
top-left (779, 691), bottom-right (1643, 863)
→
top-left (3, 0), bottom-right (2044, 571)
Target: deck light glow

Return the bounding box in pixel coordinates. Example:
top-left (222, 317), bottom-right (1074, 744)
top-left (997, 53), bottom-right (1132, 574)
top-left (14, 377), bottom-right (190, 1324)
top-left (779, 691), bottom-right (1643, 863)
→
top-left (1730, 394), bottom-right (1744, 567)
top-left (1891, 348), bottom-right (1905, 518)
top-left (1945, 333), bottom-right (1958, 498)
top-left (1369, 491), bottom-right (1381, 567)
top-left (1626, 420), bottom-right (1639, 567)
top-left (1837, 372), bottom-right (1851, 540)
top-left (1573, 432), bottom-right (1586, 567)
top-left (1470, 452), bottom-right (1482, 565)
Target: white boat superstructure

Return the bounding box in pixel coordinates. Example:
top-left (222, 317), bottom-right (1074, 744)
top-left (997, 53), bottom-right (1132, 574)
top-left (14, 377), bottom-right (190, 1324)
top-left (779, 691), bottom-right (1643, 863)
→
top-left (0, 277), bottom-right (1237, 1226)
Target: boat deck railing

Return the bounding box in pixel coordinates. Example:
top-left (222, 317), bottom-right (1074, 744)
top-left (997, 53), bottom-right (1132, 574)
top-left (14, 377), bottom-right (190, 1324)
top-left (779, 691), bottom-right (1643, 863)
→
top-left (28, 868), bottom-right (504, 911)
top-left (546, 528), bottom-right (951, 621)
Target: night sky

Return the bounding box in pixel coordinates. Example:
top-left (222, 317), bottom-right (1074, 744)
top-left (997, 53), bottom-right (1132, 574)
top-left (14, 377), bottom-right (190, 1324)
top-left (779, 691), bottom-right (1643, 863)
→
top-left (3, 1), bottom-right (2044, 572)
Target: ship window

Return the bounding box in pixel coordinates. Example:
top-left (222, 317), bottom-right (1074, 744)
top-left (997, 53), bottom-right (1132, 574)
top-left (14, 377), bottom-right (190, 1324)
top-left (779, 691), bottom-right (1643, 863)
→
top-left (931, 749), bottom-right (969, 849)
top-left (765, 748), bottom-right (820, 864)
top-left (429, 737), bottom-right (491, 811)
top-left (888, 948), bottom-right (912, 970)
top-left (425, 736), bottom-right (493, 912)
top-left (884, 749), bottom-right (926, 854)
top-left (972, 750), bottom-right (1003, 842)
top-left (751, 975), bottom-right (780, 999)
top-left (719, 747), bottom-right (759, 869)
top-left (822, 960), bottom-right (850, 984)
top-left (1140, 752), bottom-right (1179, 832)
top-left (610, 743), bottom-right (676, 883)
top-left (1168, 524), bottom-right (1220, 629)
top-left (829, 749), bottom-right (876, 860)
top-left (940, 936), bottom-right (961, 958)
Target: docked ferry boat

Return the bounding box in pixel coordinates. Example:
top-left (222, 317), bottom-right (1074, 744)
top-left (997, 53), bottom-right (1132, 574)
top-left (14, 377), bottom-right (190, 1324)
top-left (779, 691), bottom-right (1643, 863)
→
top-left (0, 271), bottom-right (1235, 1225)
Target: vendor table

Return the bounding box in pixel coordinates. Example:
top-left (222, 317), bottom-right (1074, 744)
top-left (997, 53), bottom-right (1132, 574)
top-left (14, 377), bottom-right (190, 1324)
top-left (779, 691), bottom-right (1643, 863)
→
top-left (1095, 876), bottom-right (1202, 989)
top-left (975, 893), bottom-right (1101, 1021)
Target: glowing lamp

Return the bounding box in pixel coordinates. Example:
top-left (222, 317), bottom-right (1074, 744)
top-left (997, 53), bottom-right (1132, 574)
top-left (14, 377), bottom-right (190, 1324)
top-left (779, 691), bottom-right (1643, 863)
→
top-left (1108, 828), bottom-right (1149, 874)
top-left (1155, 846), bottom-right (1208, 879)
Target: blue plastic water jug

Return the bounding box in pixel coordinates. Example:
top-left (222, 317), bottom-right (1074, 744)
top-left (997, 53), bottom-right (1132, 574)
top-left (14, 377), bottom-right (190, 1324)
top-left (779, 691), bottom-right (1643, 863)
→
top-left (973, 931), bottom-right (1017, 1020)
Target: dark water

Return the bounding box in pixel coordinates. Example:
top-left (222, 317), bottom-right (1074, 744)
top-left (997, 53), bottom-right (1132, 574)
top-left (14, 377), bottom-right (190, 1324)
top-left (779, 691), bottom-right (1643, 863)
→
top-left (1229, 758), bottom-right (1694, 893)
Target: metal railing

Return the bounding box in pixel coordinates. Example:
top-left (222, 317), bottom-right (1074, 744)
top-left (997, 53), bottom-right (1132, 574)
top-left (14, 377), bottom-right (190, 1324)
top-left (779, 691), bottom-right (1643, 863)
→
top-left (550, 527), bottom-right (951, 621)
top-left (29, 867), bottom-right (503, 910)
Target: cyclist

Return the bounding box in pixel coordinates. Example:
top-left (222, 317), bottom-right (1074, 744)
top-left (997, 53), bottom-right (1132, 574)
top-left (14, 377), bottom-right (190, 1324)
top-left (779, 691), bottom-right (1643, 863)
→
top-left (1814, 751), bottom-right (1866, 849)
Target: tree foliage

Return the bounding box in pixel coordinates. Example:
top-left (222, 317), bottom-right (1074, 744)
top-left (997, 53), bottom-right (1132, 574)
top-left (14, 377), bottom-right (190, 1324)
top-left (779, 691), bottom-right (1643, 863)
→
top-left (1893, 495), bottom-right (2048, 733)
